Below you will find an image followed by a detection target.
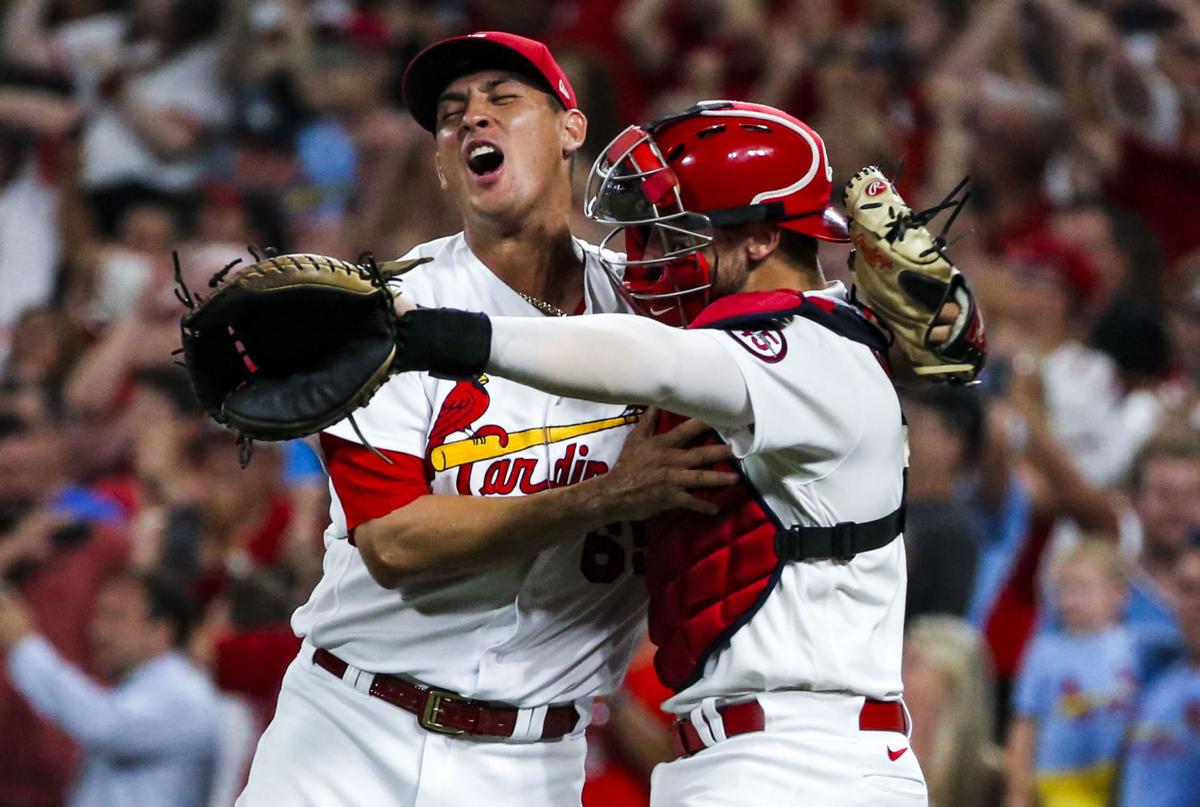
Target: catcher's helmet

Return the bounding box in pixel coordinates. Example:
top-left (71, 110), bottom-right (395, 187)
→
top-left (585, 100), bottom-right (847, 326)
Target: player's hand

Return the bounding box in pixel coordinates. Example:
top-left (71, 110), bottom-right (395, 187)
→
top-left (392, 289), bottom-right (418, 316)
top-left (596, 410), bottom-right (738, 522)
top-left (928, 301), bottom-right (960, 345)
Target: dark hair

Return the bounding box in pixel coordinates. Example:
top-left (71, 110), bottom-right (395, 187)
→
top-left (112, 569), bottom-right (196, 647)
top-left (1129, 439), bottom-right (1200, 494)
top-left (775, 228), bottom-right (819, 272)
top-left (0, 412), bottom-right (26, 441)
top-left (1088, 298), bottom-right (1173, 384)
top-left (905, 385), bottom-right (986, 463)
top-left (162, 0), bottom-right (225, 53)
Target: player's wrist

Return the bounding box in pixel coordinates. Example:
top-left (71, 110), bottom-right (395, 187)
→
top-left (394, 308), bottom-right (492, 379)
top-left (555, 474), bottom-right (620, 534)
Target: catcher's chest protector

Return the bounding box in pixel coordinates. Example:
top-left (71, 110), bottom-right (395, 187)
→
top-left (644, 291), bottom-right (892, 692)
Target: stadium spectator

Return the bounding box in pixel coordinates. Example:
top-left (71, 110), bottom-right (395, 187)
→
top-left (2, 0), bottom-right (232, 234)
top-left (1005, 542), bottom-right (1140, 807)
top-left (904, 615), bottom-right (1005, 807)
top-left (0, 83), bottom-right (77, 372)
top-left (0, 307), bottom-right (84, 426)
top-left (0, 568), bottom-right (218, 807)
top-left (902, 387), bottom-right (985, 620)
top-left (0, 496), bottom-right (129, 807)
top-left (1117, 540), bottom-right (1200, 807)
top-left (1127, 440), bottom-right (1200, 640)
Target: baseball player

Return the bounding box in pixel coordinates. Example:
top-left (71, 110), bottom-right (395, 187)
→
top-left (235, 34), bottom-right (736, 806)
top-left (389, 102), bottom-right (988, 805)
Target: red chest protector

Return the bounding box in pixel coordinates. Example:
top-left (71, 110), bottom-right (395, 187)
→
top-left (643, 290), bottom-right (900, 692)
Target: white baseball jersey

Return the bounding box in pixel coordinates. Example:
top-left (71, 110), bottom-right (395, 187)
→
top-left (290, 233), bottom-right (647, 707)
top-left (477, 281), bottom-right (923, 806)
top-left (663, 284), bottom-right (908, 715)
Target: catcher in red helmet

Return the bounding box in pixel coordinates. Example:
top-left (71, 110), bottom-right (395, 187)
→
top-left (582, 99), bottom-right (983, 378)
top-left (584, 100), bottom-right (851, 328)
top-left (392, 100), bottom-right (987, 806)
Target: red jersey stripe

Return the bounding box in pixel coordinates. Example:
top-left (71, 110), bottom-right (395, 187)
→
top-left (319, 433), bottom-right (431, 543)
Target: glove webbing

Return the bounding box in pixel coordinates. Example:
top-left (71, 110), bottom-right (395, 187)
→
top-left (173, 247), bottom-right (401, 468)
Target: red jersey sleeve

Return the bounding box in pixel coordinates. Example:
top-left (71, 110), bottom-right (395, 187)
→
top-left (319, 433), bottom-right (431, 543)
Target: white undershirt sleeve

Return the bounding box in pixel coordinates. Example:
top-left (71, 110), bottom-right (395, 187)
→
top-left (487, 314), bottom-right (753, 429)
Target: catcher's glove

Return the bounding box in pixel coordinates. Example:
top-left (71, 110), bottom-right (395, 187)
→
top-left (842, 166), bottom-right (987, 383)
top-left (175, 248), bottom-right (430, 457)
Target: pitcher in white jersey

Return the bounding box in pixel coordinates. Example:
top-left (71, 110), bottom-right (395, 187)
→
top-left (235, 34), bottom-right (738, 807)
top-left (389, 102), bottom-right (988, 805)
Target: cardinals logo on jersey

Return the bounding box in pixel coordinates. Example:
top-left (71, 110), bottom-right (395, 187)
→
top-left (425, 377), bottom-right (640, 496)
top-left (426, 376), bottom-right (509, 494)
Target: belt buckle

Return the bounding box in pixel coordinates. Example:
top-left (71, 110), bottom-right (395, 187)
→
top-left (420, 689), bottom-right (466, 735)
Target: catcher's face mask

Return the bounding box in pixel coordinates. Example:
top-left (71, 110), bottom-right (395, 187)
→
top-left (585, 126), bottom-right (715, 328)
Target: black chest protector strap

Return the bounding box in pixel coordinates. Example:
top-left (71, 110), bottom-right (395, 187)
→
top-left (775, 502), bottom-right (905, 562)
top-left (698, 291), bottom-right (906, 564)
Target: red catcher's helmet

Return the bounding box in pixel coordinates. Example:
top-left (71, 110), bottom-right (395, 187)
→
top-left (585, 100), bottom-right (848, 326)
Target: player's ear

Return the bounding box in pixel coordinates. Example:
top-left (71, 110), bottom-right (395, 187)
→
top-left (746, 224), bottom-right (781, 262)
top-left (561, 109), bottom-right (587, 158)
top-left (434, 152), bottom-right (448, 190)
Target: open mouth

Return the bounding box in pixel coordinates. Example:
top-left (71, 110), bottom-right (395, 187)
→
top-left (466, 143), bottom-right (505, 177)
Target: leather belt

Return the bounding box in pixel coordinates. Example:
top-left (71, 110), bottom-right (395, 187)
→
top-left (312, 648), bottom-right (580, 740)
top-left (674, 698), bottom-right (909, 758)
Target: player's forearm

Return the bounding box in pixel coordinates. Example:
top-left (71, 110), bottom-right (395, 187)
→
top-left (487, 314), bottom-right (752, 429)
top-left (354, 481), bottom-right (617, 588)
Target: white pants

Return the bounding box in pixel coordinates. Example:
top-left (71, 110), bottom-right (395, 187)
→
top-left (651, 691), bottom-right (928, 807)
top-left (236, 645), bottom-right (588, 807)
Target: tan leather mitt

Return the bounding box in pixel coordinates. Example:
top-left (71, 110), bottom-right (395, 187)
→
top-left (842, 166), bottom-right (986, 383)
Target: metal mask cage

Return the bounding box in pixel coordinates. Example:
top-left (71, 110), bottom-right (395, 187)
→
top-left (585, 125), bottom-right (716, 317)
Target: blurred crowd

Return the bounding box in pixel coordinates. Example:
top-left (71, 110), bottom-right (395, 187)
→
top-left (0, 0), bottom-right (1198, 805)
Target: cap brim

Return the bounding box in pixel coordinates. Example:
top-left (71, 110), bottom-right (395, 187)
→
top-left (779, 206), bottom-right (850, 242)
top-left (402, 36), bottom-right (559, 132)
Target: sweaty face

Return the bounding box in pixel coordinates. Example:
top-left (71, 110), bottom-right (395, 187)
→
top-left (434, 70), bottom-right (568, 226)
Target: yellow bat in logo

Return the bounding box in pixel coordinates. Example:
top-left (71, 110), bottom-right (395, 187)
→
top-left (430, 412), bottom-right (640, 472)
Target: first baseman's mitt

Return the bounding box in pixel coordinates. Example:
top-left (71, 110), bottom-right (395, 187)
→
top-left (842, 167), bottom-right (986, 383)
top-left (175, 248), bottom-right (429, 458)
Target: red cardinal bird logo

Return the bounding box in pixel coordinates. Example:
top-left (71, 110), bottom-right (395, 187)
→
top-left (426, 376), bottom-right (509, 494)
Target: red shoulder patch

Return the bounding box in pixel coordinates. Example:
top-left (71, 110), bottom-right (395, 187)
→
top-left (688, 290), bottom-right (807, 329)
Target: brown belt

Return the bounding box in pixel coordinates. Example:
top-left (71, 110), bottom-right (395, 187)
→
top-left (675, 698), bottom-right (909, 757)
top-left (312, 648), bottom-right (580, 740)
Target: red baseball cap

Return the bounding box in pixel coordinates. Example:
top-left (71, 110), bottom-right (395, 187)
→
top-left (1004, 233), bottom-right (1101, 303)
top-left (402, 32), bottom-right (577, 133)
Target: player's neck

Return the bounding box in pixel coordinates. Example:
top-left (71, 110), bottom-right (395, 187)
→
top-left (744, 253), bottom-right (825, 295)
top-left (465, 213), bottom-right (585, 311)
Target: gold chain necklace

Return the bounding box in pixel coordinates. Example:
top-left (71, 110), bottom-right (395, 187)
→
top-left (517, 291), bottom-right (569, 317)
